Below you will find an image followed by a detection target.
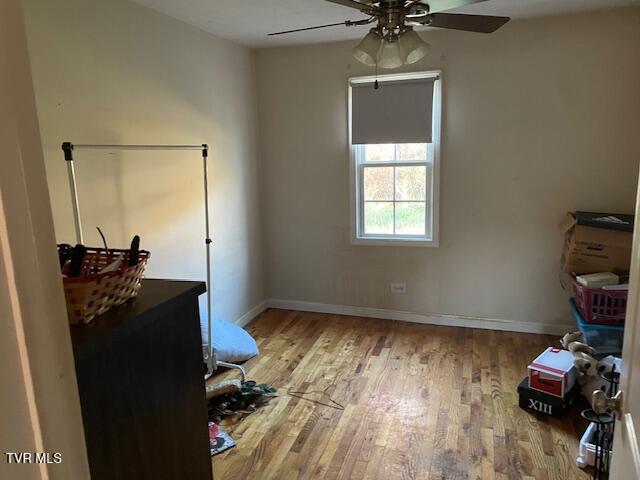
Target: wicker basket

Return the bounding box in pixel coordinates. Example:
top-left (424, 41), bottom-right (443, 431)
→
top-left (63, 247), bottom-right (150, 324)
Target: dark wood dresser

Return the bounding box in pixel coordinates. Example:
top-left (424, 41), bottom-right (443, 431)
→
top-left (70, 279), bottom-right (213, 480)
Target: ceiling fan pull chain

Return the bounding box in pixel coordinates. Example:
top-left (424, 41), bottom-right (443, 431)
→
top-left (374, 64), bottom-right (379, 90)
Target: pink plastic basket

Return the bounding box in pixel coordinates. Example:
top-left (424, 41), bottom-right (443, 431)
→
top-left (571, 278), bottom-right (627, 326)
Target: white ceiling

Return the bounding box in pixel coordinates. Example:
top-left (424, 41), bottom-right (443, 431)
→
top-left (133, 0), bottom-right (640, 48)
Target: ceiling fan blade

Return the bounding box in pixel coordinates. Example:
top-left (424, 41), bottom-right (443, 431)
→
top-left (268, 21), bottom-right (350, 36)
top-left (325, 0), bottom-right (379, 15)
top-left (426, 13), bottom-right (509, 33)
top-left (420, 0), bottom-right (488, 14)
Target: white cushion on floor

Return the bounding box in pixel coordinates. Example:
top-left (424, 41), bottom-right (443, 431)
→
top-left (211, 316), bottom-right (259, 363)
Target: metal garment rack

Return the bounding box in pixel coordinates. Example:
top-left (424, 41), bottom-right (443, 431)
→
top-left (61, 142), bottom-right (245, 381)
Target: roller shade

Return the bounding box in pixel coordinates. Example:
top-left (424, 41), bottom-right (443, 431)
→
top-left (351, 77), bottom-right (435, 145)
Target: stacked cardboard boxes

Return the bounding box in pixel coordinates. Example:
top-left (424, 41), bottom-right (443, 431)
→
top-left (560, 211), bottom-right (633, 275)
top-left (561, 211), bottom-right (633, 357)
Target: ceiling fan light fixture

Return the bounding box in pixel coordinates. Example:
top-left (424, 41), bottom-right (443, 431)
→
top-left (352, 29), bottom-right (382, 67)
top-left (399, 28), bottom-right (430, 65)
top-left (270, 0), bottom-right (511, 63)
top-left (377, 38), bottom-right (404, 69)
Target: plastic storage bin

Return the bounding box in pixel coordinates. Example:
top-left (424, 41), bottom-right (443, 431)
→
top-left (570, 299), bottom-right (624, 357)
top-left (576, 422), bottom-right (613, 469)
top-left (571, 278), bottom-right (627, 326)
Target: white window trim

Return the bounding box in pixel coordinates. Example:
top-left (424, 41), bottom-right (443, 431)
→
top-left (348, 70), bottom-right (442, 247)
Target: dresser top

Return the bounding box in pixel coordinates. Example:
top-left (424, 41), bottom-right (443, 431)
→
top-left (70, 279), bottom-right (206, 348)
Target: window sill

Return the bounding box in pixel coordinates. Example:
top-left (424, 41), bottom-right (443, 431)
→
top-left (352, 237), bottom-right (439, 248)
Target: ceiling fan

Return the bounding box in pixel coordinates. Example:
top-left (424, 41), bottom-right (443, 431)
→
top-left (269, 0), bottom-right (510, 69)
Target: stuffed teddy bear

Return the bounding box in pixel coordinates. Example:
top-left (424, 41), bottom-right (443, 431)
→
top-left (560, 330), bottom-right (584, 350)
top-left (572, 351), bottom-right (598, 378)
top-left (579, 355), bottom-right (621, 401)
top-left (560, 331), bottom-right (599, 381)
top-left (560, 331), bottom-right (623, 406)
top-left (567, 341), bottom-right (596, 356)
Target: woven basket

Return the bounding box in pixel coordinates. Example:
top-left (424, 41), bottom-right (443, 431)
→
top-left (63, 247), bottom-right (150, 324)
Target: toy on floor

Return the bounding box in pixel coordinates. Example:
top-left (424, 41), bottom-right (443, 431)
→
top-left (579, 355), bottom-right (621, 404)
top-left (560, 331), bottom-right (601, 382)
top-left (521, 347), bottom-right (579, 417)
top-left (559, 330), bottom-right (621, 406)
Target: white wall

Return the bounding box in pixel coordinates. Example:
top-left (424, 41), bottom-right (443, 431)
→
top-left (19, 2), bottom-right (640, 331)
top-left (256, 8), bottom-right (640, 328)
top-left (23, 0), bottom-right (264, 326)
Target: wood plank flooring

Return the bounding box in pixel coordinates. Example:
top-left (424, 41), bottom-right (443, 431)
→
top-left (211, 309), bottom-right (590, 480)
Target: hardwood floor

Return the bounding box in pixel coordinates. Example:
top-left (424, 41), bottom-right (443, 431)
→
top-left (211, 309), bottom-right (590, 480)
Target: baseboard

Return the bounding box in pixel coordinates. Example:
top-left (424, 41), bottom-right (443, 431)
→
top-left (234, 300), bottom-right (269, 327)
top-left (265, 299), bottom-right (574, 336)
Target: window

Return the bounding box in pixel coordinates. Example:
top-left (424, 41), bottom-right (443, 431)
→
top-left (350, 72), bottom-right (441, 246)
top-left (356, 142), bottom-right (432, 237)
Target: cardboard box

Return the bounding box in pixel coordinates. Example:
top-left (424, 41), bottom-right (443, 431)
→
top-left (528, 347), bottom-right (578, 398)
top-left (560, 212), bottom-right (634, 275)
top-left (517, 377), bottom-right (578, 418)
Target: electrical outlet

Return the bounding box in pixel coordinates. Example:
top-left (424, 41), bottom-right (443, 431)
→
top-left (390, 282), bottom-right (407, 294)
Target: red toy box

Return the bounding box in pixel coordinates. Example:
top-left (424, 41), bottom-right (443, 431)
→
top-left (528, 347), bottom-right (578, 398)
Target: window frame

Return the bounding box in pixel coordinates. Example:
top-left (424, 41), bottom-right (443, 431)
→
top-left (349, 71), bottom-right (442, 247)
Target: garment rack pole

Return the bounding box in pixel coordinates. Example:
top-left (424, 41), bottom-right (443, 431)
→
top-left (202, 146), bottom-right (213, 378)
top-left (71, 144), bottom-right (206, 151)
top-left (66, 159), bottom-right (84, 244)
top-left (60, 141), bottom-right (245, 381)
